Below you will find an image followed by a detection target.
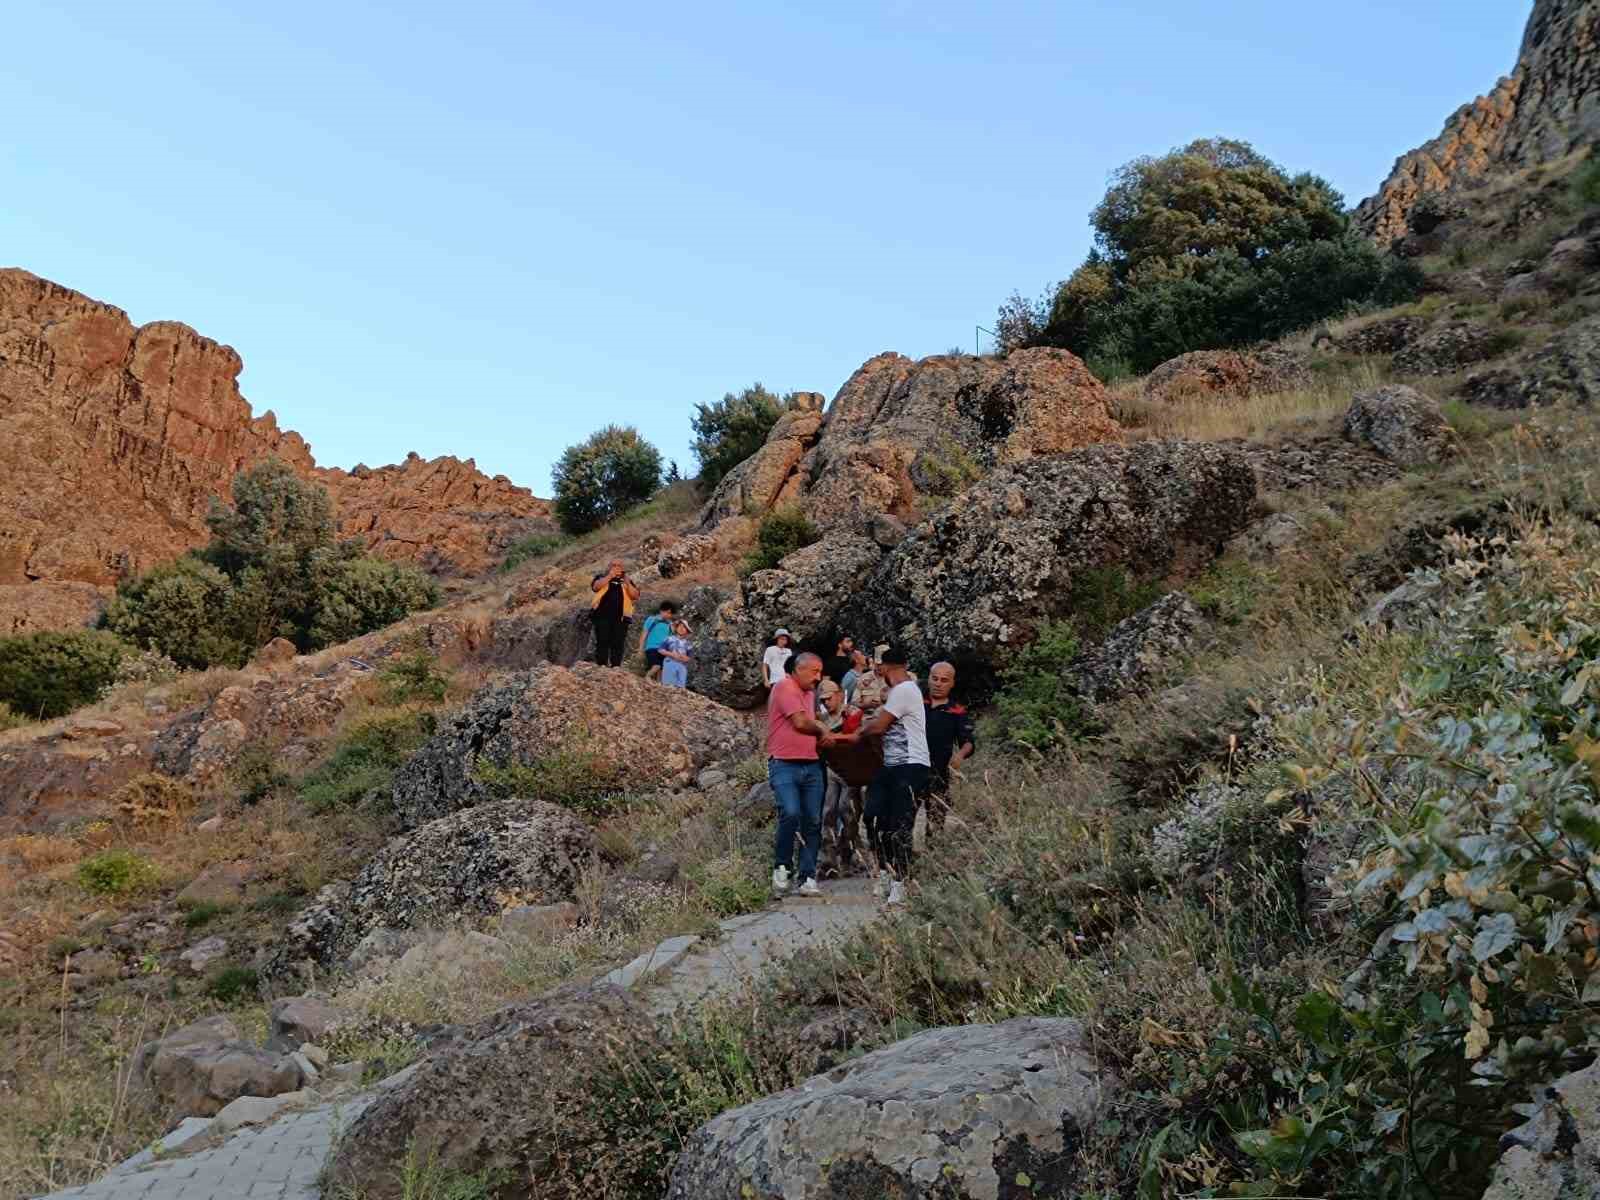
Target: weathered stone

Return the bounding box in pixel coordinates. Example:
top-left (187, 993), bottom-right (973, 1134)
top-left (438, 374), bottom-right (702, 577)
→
top-left (177, 860), bottom-right (251, 907)
top-left (66, 948), bottom-right (121, 988)
top-left (1143, 347), bottom-right (1307, 402)
top-left (667, 1017), bottom-right (1113, 1200)
top-left (657, 532), bottom-right (719, 578)
top-left (1343, 385), bottom-right (1454, 465)
top-left (1329, 315), bottom-right (1429, 356)
top-left (498, 901), bottom-right (579, 941)
top-left (836, 441), bottom-right (1256, 696)
top-left (133, 1017), bottom-right (302, 1117)
top-left (60, 718), bottom-right (124, 740)
top-left (251, 637), bottom-right (298, 668)
top-left (1461, 312), bottom-right (1600, 408)
top-left (390, 931), bottom-right (511, 984)
top-left (1392, 321), bottom-right (1503, 376)
top-left (326, 984), bottom-right (660, 1199)
top-left (1484, 1058), bottom-right (1600, 1200)
top-left (1070, 593), bottom-right (1212, 703)
top-left (699, 393), bottom-right (827, 527)
top-left (391, 662), bottom-right (756, 826)
top-left (347, 926), bottom-right (426, 975)
top-left (267, 996), bottom-right (349, 1052)
top-left (179, 935), bottom-right (229, 975)
top-left (280, 800), bottom-right (596, 967)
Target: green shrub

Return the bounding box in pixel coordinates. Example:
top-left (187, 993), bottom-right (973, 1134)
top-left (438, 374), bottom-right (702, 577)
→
top-left (379, 651), bottom-right (450, 704)
top-left (0, 702), bottom-right (31, 732)
top-left (1084, 350), bottom-right (1135, 386)
top-left (691, 384), bottom-right (801, 488)
top-left (229, 745), bottom-right (289, 805)
top-left (298, 711), bottom-right (437, 812)
top-left (105, 460), bottom-right (437, 669)
top-left (0, 629), bottom-right (128, 720)
top-left (179, 900), bottom-right (230, 929)
top-left (738, 507), bottom-right (818, 576)
top-left (474, 743), bottom-right (627, 816)
top-left (551, 424), bottom-right (663, 535)
top-left (985, 621), bottom-right (1091, 752)
top-left (688, 850), bottom-right (771, 917)
top-left (77, 849), bottom-right (158, 896)
top-left (916, 437), bottom-right (983, 497)
top-left (1064, 566), bottom-right (1163, 639)
top-left (500, 531), bottom-right (571, 572)
top-left (204, 965), bottom-right (258, 1003)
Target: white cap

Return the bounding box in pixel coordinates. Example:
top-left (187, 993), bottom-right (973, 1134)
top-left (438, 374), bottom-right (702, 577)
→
top-left (775, 628), bottom-right (791, 638)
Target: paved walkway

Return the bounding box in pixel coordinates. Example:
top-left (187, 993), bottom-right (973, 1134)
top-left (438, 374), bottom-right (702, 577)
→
top-left (35, 880), bottom-right (880, 1200)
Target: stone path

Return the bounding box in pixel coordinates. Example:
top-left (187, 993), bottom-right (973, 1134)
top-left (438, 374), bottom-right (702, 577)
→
top-left (34, 880), bottom-right (881, 1200)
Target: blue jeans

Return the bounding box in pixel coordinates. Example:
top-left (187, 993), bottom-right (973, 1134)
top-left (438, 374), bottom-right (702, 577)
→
top-left (769, 758), bottom-right (825, 883)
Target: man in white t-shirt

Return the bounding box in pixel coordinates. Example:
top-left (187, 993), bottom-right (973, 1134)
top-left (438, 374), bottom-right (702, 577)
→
top-left (761, 629), bottom-right (794, 689)
top-left (855, 646), bottom-right (929, 904)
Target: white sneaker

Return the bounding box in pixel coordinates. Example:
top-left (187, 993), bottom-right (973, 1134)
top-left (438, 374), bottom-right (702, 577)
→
top-left (872, 870), bottom-right (891, 898)
top-left (797, 878), bottom-right (821, 897)
top-left (886, 880), bottom-right (906, 906)
top-left (772, 865), bottom-right (790, 894)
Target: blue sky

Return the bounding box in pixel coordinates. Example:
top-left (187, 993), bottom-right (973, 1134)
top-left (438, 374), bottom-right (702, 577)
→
top-left (6, 2), bottom-right (1528, 493)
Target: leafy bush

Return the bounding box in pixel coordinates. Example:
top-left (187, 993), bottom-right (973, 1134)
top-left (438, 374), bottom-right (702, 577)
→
top-left (916, 437), bottom-right (982, 497)
top-left (204, 965), bottom-right (259, 1003)
top-left (1574, 153), bottom-right (1600, 207)
top-left (379, 651), bottom-right (450, 704)
top-left (297, 711), bottom-right (437, 811)
top-left (500, 531), bottom-right (570, 573)
top-left (996, 138), bottom-right (1423, 370)
top-left (737, 507), bottom-right (818, 576)
top-left (986, 621), bottom-right (1091, 752)
top-left (691, 384), bottom-right (799, 488)
top-left (77, 849), bottom-right (158, 896)
top-left (111, 773), bottom-right (193, 825)
top-left (105, 459), bottom-right (438, 668)
top-left (1064, 566), bottom-right (1163, 639)
top-left (688, 850), bottom-right (771, 917)
top-left (179, 900), bottom-right (230, 929)
top-left (0, 702), bottom-right (30, 732)
top-left (551, 424), bottom-right (663, 535)
top-left (0, 629), bottom-right (128, 720)
top-left (230, 744), bottom-right (289, 805)
top-left (474, 743), bottom-right (628, 816)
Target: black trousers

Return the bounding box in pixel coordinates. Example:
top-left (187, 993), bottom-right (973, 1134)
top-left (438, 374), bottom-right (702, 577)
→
top-left (592, 616), bottom-right (629, 667)
top-left (866, 762), bottom-right (929, 878)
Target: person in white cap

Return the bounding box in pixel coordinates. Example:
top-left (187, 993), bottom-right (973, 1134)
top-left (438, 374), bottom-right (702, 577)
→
top-left (761, 629), bottom-right (794, 690)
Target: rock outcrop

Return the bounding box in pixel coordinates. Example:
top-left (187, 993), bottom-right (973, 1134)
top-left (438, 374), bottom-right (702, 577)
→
top-left (835, 441), bottom-right (1256, 694)
top-left (1355, 0), bottom-right (1600, 243)
top-left (1343, 385), bottom-right (1454, 465)
top-left (699, 393), bottom-right (827, 526)
top-left (1483, 1057), bottom-right (1600, 1200)
top-left (132, 1015), bottom-right (304, 1117)
top-left (1142, 348), bottom-right (1307, 403)
top-left (0, 268), bottom-right (551, 631)
top-left (1461, 310), bottom-right (1600, 407)
top-left (281, 799), bottom-right (596, 968)
top-left (1070, 593), bottom-right (1212, 703)
top-left (390, 662), bottom-right (757, 828)
top-left (327, 984), bottom-right (658, 1200)
top-left (667, 1017), bottom-right (1113, 1200)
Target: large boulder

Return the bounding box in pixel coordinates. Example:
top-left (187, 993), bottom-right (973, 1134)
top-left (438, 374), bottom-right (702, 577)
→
top-left (1460, 312), bottom-right (1600, 409)
top-left (1392, 321), bottom-right (1502, 376)
top-left (1484, 1058), bottom-right (1600, 1200)
top-left (326, 983), bottom-right (658, 1199)
top-left (836, 441), bottom-right (1256, 695)
top-left (390, 662), bottom-right (757, 828)
top-left (694, 534), bottom-right (883, 706)
top-left (699, 393), bottom-right (827, 527)
top-left (131, 1015), bottom-right (303, 1117)
top-left (1342, 384), bottom-right (1453, 465)
top-left (1142, 347), bottom-right (1306, 403)
top-left (1070, 592), bottom-right (1211, 703)
top-left (667, 1017), bottom-right (1113, 1200)
top-left (800, 349), bottom-right (1120, 530)
top-left (281, 799), bottom-right (596, 967)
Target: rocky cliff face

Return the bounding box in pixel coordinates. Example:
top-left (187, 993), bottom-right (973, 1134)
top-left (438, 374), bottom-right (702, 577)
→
top-left (0, 268), bottom-right (551, 632)
top-left (1356, 0), bottom-right (1600, 243)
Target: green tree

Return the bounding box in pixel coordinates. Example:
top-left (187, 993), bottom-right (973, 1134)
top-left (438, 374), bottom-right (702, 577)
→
top-left (551, 424), bottom-right (663, 535)
top-left (0, 630), bottom-right (128, 720)
top-left (691, 385), bottom-right (797, 488)
top-left (104, 555), bottom-right (245, 669)
top-left (309, 552), bottom-right (439, 647)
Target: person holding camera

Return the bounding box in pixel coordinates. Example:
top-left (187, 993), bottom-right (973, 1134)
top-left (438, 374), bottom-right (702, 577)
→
top-left (589, 558), bottom-right (639, 667)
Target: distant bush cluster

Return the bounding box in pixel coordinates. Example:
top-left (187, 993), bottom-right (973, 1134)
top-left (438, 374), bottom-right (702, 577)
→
top-left (738, 508), bottom-right (819, 576)
top-left (551, 425), bottom-right (663, 536)
top-left (104, 459), bottom-right (438, 669)
top-left (691, 385), bottom-right (803, 488)
top-left (996, 138), bottom-right (1422, 373)
top-left (0, 629), bottom-right (128, 721)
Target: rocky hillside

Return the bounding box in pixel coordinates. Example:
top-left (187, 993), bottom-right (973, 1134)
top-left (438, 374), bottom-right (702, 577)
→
top-left (0, 268), bottom-right (554, 635)
top-left (1355, 0), bottom-right (1599, 241)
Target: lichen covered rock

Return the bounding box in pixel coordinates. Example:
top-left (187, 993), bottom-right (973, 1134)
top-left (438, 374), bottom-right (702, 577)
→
top-left (1343, 385), bottom-right (1454, 465)
top-left (1070, 593), bottom-right (1211, 703)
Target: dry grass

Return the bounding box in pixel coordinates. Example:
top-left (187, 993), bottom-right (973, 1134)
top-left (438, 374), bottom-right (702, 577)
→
top-left (1111, 359), bottom-right (1388, 443)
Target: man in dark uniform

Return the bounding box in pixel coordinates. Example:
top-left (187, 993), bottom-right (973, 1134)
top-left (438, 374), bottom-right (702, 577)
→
top-left (921, 660), bottom-right (975, 842)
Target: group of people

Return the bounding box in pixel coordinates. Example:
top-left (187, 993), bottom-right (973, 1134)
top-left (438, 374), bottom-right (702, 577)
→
top-left (765, 633), bottom-right (975, 905)
top-left (588, 560), bottom-right (977, 906)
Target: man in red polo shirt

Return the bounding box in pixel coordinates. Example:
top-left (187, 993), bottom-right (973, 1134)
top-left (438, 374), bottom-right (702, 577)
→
top-left (766, 652), bottom-right (836, 897)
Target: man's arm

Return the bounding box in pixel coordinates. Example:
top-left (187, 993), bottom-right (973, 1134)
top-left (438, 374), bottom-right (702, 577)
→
top-left (623, 578), bottom-right (640, 603)
top-left (859, 706), bottom-right (896, 737)
top-left (951, 710), bottom-right (977, 770)
top-left (591, 573), bottom-right (609, 593)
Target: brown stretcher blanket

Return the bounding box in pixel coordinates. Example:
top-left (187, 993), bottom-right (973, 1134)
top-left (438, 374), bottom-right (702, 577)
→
top-left (821, 733), bottom-right (883, 788)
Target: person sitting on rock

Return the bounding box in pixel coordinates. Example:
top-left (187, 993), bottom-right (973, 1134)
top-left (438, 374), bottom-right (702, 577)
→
top-left (761, 628), bottom-right (794, 690)
top-left (640, 599), bottom-right (677, 682)
top-left (920, 661), bottom-right (976, 845)
top-left (589, 559), bottom-right (638, 668)
top-left (660, 619), bottom-right (694, 689)
top-left (854, 647), bottom-right (930, 906)
top-left (766, 651), bottom-right (837, 898)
